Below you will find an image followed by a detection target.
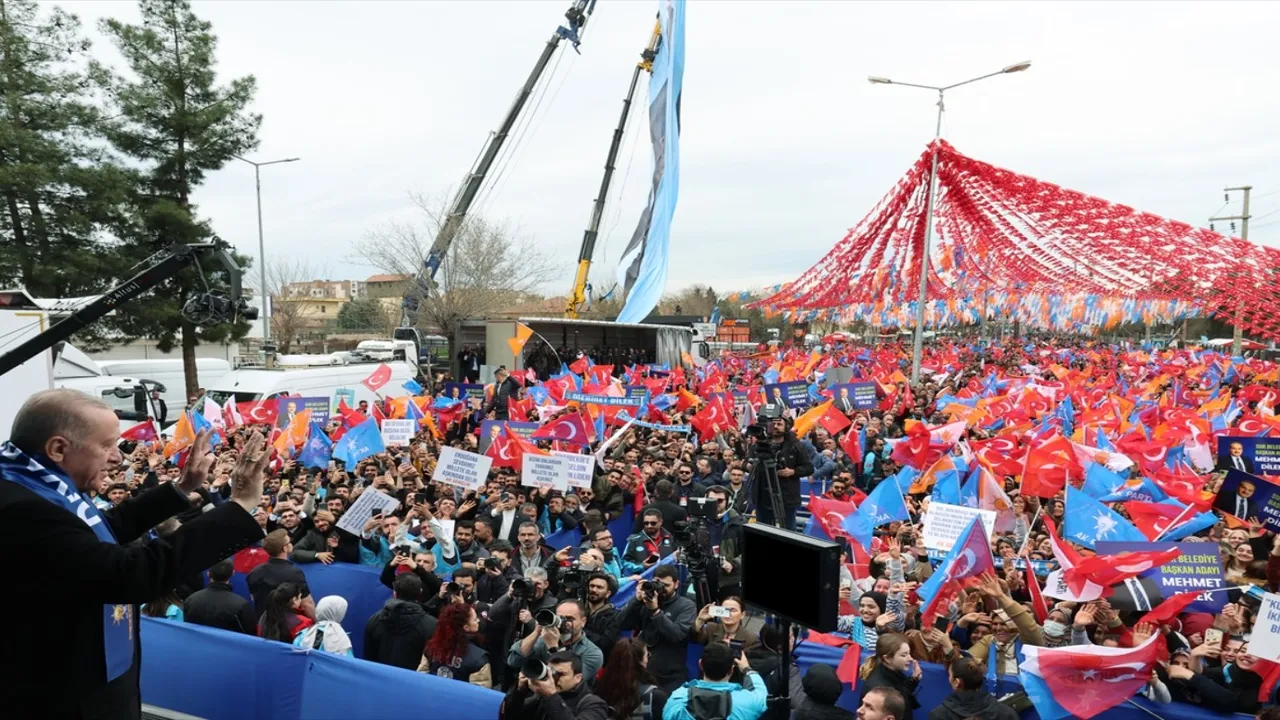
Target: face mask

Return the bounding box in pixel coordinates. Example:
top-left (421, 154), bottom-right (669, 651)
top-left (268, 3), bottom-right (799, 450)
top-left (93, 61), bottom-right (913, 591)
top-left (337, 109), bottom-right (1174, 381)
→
top-left (1043, 621), bottom-right (1067, 637)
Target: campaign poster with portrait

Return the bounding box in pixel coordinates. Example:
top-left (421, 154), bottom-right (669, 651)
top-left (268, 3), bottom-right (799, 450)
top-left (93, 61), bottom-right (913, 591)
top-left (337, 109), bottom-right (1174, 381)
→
top-left (443, 382), bottom-right (486, 403)
top-left (763, 381), bottom-right (809, 409)
top-left (832, 382), bottom-right (878, 411)
top-left (1215, 469), bottom-right (1280, 530)
top-left (1216, 436), bottom-right (1280, 476)
top-left (275, 396), bottom-right (331, 427)
top-left (478, 420), bottom-right (539, 453)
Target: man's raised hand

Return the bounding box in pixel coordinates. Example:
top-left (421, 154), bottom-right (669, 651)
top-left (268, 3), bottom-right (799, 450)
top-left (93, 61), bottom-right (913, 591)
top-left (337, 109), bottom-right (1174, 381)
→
top-left (230, 432), bottom-right (270, 514)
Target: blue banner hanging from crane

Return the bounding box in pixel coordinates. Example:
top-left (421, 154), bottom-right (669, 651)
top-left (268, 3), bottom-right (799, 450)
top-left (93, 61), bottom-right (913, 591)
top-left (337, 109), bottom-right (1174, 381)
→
top-left (615, 0), bottom-right (686, 324)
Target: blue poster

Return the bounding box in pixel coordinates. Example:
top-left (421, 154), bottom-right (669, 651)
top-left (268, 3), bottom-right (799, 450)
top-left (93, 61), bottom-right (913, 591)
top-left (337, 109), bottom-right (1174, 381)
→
top-left (764, 381), bottom-right (809, 409)
top-left (1097, 541), bottom-right (1226, 613)
top-left (623, 385), bottom-right (650, 401)
top-left (1216, 435), bottom-right (1280, 476)
top-left (443, 383), bottom-right (485, 402)
top-left (332, 388), bottom-right (356, 413)
top-left (833, 382), bottom-right (877, 411)
top-left (479, 420), bottom-right (540, 453)
top-left (275, 396), bottom-right (331, 427)
top-left (1215, 469), bottom-right (1280, 529)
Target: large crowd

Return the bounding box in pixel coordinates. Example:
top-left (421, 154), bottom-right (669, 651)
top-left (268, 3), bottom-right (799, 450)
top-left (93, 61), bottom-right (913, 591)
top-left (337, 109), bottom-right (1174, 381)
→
top-left (91, 337), bottom-right (1280, 719)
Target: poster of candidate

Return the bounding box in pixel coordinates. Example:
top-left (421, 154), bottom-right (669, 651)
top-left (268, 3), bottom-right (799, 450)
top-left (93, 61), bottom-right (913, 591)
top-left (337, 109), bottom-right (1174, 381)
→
top-left (478, 420), bottom-right (540, 453)
top-left (1216, 435), bottom-right (1280, 476)
top-left (1215, 469), bottom-right (1280, 529)
top-left (1097, 541), bottom-right (1227, 614)
top-left (831, 382), bottom-right (877, 412)
top-left (763, 381), bottom-right (809, 409)
top-left (275, 396), bottom-right (331, 427)
top-left (443, 382), bottom-right (486, 403)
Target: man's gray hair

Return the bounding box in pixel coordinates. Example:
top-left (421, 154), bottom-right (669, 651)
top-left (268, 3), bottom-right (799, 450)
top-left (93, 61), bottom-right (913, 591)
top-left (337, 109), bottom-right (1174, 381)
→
top-left (10, 389), bottom-right (113, 455)
top-left (524, 566), bottom-right (548, 582)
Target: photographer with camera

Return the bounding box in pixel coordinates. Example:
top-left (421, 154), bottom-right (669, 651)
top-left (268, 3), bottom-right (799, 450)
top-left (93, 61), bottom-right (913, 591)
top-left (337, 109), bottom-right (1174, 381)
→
top-left (703, 486), bottom-right (745, 598)
top-left (507, 599), bottom-right (604, 687)
top-left (620, 564), bottom-right (696, 692)
top-left (750, 412), bottom-right (812, 531)
top-left (500, 651), bottom-right (607, 720)
top-left (487, 567), bottom-right (558, 689)
top-left (426, 566), bottom-right (477, 617)
top-left (477, 540), bottom-right (519, 604)
top-left (582, 571), bottom-right (621, 660)
top-left (380, 545), bottom-right (444, 599)
top-left (665, 642), bottom-right (768, 720)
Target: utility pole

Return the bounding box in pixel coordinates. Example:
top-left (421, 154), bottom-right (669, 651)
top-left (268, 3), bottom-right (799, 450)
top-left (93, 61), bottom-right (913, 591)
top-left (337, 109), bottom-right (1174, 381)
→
top-left (1209, 185), bottom-right (1251, 356)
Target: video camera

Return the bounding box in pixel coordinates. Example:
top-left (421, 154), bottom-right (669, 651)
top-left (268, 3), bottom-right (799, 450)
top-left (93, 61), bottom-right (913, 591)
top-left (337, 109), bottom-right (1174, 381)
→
top-left (744, 402), bottom-right (785, 452)
top-left (511, 577), bottom-right (534, 600)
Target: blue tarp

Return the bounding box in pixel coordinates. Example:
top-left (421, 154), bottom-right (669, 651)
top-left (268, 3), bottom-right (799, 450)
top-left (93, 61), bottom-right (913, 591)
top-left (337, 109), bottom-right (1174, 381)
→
top-left (140, 618), bottom-right (502, 720)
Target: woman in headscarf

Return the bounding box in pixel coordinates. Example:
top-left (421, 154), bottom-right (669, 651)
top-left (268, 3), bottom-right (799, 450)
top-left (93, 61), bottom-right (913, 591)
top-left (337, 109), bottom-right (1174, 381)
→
top-left (292, 596), bottom-right (353, 656)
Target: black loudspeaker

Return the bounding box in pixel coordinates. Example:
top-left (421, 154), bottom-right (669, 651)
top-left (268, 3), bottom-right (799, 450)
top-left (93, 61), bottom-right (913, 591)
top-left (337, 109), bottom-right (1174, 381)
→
top-left (741, 523), bottom-right (842, 632)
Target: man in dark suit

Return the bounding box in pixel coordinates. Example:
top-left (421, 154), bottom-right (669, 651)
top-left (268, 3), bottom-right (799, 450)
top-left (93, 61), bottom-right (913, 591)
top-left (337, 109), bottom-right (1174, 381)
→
top-left (0, 389), bottom-right (269, 720)
top-left (485, 366), bottom-right (521, 421)
top-left (834, 385), bottom-right (856, 415)
top-left (1216, 479), bottom-right (1259, 520)
top-left (1217, 441), bottom-right (1256, 474)
top-left (184, 559), bottom-right (258, 634)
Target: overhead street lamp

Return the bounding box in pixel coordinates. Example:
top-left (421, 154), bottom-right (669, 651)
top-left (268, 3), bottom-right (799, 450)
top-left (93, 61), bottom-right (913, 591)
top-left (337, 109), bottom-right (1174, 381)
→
top-left (234, 155), bottom-right (300, 343)
top-left (869, 62), bottom-right (1030, 383)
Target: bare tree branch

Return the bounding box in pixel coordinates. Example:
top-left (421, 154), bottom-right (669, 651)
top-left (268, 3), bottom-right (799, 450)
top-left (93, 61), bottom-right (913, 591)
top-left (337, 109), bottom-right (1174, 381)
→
top-left (249, 256), bottom-right (329, 353)
top-left (352, 192), bottom-right (558, 339)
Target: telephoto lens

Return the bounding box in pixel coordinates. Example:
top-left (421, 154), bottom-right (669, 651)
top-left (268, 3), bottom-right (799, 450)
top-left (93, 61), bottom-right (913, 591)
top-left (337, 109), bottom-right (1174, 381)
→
top-left (534, 608), bottom-right (561, 629)
top-left (521, 657), bottom-right (549, 681)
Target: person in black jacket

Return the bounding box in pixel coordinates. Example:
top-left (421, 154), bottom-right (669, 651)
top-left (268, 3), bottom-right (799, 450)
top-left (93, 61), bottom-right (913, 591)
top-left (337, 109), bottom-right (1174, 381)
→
top-left (928, 656), bottom-right (1017, 720)
top-left (0, 390), bottom-right (268, 720)
top-left (795, 663), bottom-right (855, 720)
top-left (184, 559), bottom-right (257, 634)
top-left (618, 564), bottom-right (696, 692)
top-left (582, 572), bottom-right (621, 661)
top-left (364, 573), bottom-right (437, 670)
top-left (859, 633), bottom-right (921, 720)
top-left (485, 366), bottom-right (521, 421)
top-left (247, 529), bottom-right (310, 616)
top-left (380, 549), bottom-right (444, 598)
top-left (500, 651), bottom-right (608, 720)
top-left (752, 416), bottom-right (814, 530)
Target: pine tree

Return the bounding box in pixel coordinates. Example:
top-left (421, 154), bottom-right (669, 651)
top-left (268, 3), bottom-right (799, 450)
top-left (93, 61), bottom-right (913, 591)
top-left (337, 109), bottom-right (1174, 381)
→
top-left (0, 0), bottom-right (134, 302)
top-left (97, 0), bottom-right (260, 398)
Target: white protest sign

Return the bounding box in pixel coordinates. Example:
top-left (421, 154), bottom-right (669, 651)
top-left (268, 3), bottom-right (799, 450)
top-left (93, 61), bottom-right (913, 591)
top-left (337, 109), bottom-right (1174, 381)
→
top-left (1250, 591), bottom-right (1280, 662)
top-left (335, 487), bottom-right (400, 536)
top-left (522, 453), bottom-right (568, 492)
top-left (431, 446), bottom-right (491, 491)
top-left (380, 419), bottom-right (416, 446)
top-left (556, 451), bottom-right (595, 490)
top-left (922, 502), bottom-right (996, 552)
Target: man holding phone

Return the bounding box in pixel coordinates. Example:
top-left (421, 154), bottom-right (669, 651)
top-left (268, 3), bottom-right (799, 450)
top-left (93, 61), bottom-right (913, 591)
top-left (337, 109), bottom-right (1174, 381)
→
top-left (620, 509), bottom-right (675, 577)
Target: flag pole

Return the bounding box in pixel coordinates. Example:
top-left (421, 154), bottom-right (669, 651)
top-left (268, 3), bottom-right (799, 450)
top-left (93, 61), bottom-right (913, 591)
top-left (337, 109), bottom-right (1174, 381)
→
top-left (1016, 505), bottom-right (1043, 558)
top-left (1151, 502), bottom-right (1195, 542)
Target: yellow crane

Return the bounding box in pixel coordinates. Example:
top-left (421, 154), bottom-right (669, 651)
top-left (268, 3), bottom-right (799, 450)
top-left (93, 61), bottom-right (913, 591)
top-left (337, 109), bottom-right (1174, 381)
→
top-left (565, 21), bottom-right (663, 318)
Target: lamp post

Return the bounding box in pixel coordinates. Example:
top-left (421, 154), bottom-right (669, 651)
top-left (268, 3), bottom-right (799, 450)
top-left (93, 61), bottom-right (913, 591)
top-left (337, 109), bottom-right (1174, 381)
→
top-left (868, 62), bottom-right (1030, 383)
top-left (234, 155), bottom-right (300, 343)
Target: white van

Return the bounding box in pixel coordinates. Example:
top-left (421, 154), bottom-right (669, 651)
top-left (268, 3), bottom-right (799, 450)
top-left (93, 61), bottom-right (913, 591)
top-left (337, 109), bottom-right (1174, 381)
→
top-left (205, 362), bottom-right (420, 408)
top-left (96, 357), bottom-right (231, 409)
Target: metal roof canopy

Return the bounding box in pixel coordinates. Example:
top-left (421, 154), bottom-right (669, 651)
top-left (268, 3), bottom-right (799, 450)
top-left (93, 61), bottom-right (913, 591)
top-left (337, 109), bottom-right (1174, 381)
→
top-left (517, 316), bottom-right (693, 334)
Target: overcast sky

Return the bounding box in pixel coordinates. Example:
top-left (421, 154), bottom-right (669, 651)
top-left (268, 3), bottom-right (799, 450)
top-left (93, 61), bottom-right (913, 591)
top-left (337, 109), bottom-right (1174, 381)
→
top-left (62, 0), bottom-right (1280, 298)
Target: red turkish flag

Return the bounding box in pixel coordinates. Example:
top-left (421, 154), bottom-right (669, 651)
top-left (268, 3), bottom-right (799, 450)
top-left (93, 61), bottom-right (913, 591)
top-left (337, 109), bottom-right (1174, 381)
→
top-left (237, 400), bottom-right (278, 426)
top-left (361, 363), bottom-right (392, 393)
top-left (486, 432), bottom-right (521, 471)
top-left (835, 644), bottom-right (862, 686)
top-left (120, 421), bottom-right (158, 443)
top-left (817, 404), bottom-right (852, 436)
top-left (569, 356), bottom-right (590, 376)
top-left (530, 412), bottom-right (593, 447)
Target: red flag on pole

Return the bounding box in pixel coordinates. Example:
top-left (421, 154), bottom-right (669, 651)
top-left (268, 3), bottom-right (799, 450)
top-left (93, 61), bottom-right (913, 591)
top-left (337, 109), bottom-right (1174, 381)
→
top-left (361, 363), bottom-right (392, 393)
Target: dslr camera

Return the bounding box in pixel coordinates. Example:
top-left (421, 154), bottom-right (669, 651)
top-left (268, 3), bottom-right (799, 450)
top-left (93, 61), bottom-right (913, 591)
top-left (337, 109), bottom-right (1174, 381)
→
top-left (482, 556), bottom-right (503, 572)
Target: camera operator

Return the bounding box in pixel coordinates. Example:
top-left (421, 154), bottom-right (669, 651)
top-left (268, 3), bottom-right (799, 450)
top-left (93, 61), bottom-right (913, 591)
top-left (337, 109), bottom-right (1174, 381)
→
top-left (477, 540), bottom-right (518, 604)
top-left (507, 599), bottom-right (604, 686)
top-left (582, 571), bottom-right (620, 659)
top-left (703, 486), bottom-right (745, 598)
top-left (665, 642), bottom-right (767, 720)
top-left (751, 413), bottom-right (812, 531)
top-left (621, 509), bottom-right (676, 577)
top-left (500, 651), bottom-right (608, 720)
top-left (426, 566), bottom-right (477, 617)
top-left (487, 567), bottom-right (558, 689)
top-left (620, 564), bottom-right (696, 692)
top-left (380, 546), bottom-right (443, 599)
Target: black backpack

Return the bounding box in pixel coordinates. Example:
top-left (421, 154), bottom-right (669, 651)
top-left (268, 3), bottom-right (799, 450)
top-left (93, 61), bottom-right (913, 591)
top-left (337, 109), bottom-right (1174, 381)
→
top-left (686, 685), bottom-right (733, 720)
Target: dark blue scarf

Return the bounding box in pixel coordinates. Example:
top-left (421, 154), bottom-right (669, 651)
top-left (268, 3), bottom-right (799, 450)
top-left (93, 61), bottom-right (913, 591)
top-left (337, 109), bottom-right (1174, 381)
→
top-left (0, 442), bottom-right (133, 681)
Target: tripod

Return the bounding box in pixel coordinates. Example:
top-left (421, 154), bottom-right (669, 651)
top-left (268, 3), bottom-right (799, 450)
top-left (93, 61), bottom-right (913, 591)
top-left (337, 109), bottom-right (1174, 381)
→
top-left (747, 445), bottom-right (793, 715)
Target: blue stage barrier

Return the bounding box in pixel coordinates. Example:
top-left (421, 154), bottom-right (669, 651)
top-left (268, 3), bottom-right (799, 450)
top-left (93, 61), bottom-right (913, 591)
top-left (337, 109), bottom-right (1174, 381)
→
top-left (141, 618), bottom-right (503, 720)
top-left (792, 642), bottom-right (1252, 720)
top-left (545, 526), bottom-right (582, 550)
